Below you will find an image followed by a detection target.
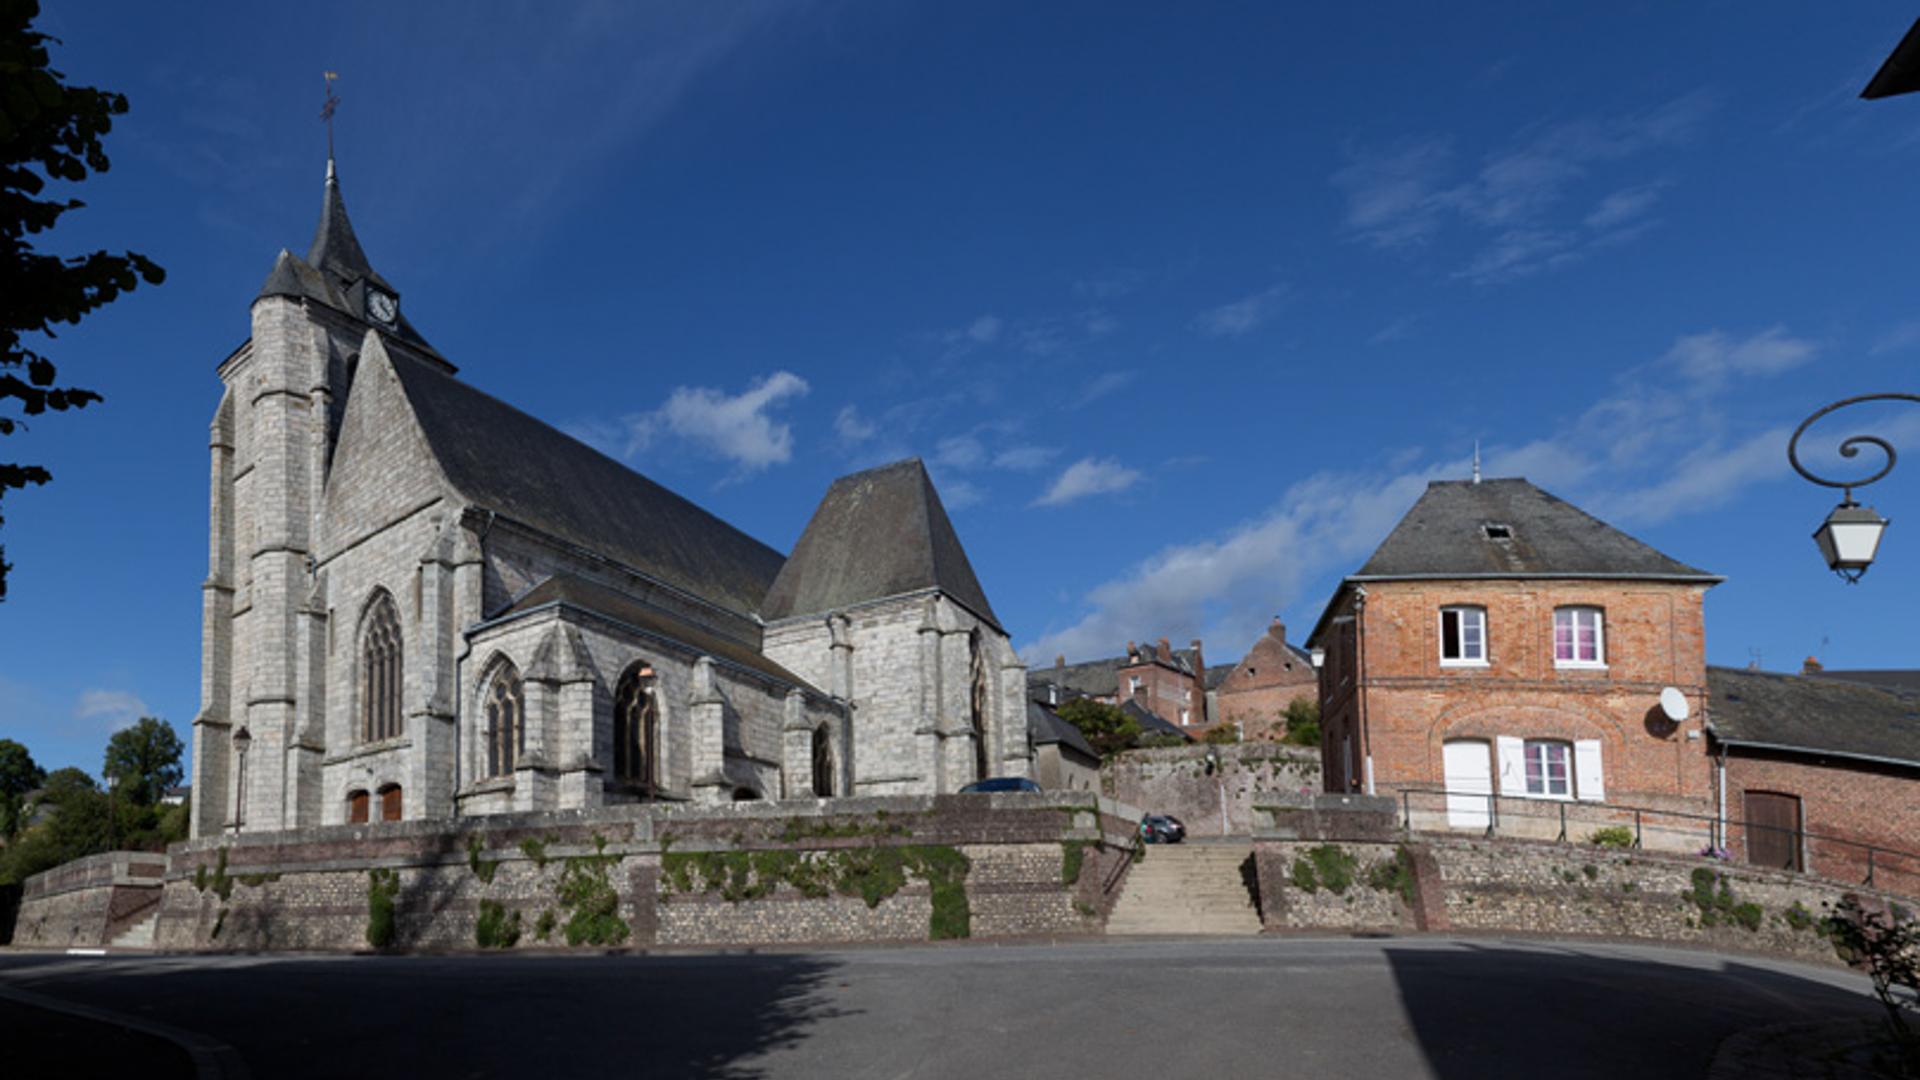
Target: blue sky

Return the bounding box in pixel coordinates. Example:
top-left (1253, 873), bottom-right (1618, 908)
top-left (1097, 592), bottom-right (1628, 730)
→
top-left (6, 1), bottom-right (1920, 777)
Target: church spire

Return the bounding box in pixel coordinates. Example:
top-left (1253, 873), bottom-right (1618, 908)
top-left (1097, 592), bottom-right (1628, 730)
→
top-left (306, 161), bottom-right (392, 293)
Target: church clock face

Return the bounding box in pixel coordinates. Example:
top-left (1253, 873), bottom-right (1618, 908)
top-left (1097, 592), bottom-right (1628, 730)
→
top-left (366, 289), bottom-right (398, 326)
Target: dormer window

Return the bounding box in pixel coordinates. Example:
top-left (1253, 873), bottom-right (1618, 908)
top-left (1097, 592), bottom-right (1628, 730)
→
top-left (1440, 605), bottom-right (1488, 666)
top-left (1483, 523), bottom-right (1512, 540)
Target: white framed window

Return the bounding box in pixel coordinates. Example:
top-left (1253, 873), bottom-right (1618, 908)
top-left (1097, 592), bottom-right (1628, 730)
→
top-left (1179, 708), bottom-right (1191, 725)
top-left (1523, 740), bottom-right (1572, 798)
top-left (1553, 606), bottom-right (1605, 667)
top-left (1439, 606), bottom-right (1488, 665)
top-left (1128, 675), bottom-right (1142, 693)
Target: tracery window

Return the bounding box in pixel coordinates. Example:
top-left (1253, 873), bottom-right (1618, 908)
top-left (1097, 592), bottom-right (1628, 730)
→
top-left (614, 664), bottom-right (658, 790)
top-left (360, 592), bottom-right (404, 742)
top-left (484, 662), bottom-right (524, 779)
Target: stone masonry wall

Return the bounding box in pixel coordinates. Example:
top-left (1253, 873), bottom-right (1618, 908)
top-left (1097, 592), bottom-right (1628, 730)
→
top-left (1103, 744), bottom-right (1320, 835)
top-left (12, 851), bottom-right (168, 949)
top-left (84, 793), bottom-right (1142, 952)
top-left (1250, 795), bottom-right (1914, 967)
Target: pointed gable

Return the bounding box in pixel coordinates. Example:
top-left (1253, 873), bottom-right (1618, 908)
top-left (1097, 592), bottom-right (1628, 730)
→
top-left (761, 458), bottom-right (1002, 630)
top-left (1353, 478), bottom-right (1718, 582)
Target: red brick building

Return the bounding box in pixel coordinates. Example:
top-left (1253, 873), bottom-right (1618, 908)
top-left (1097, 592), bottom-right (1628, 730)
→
top-left (1210, 619), bottom-right (1319, 739)
top-left (1030, 638), bottom-right (1207, 732)
top-left (1306, 478), bottom-right (1721, 841)
top-left (1708, 666), bottom-right (1920, 895)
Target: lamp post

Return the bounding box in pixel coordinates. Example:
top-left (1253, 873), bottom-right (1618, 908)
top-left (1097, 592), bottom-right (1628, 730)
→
top-left (1787, 393), bottom-right (1914, 581)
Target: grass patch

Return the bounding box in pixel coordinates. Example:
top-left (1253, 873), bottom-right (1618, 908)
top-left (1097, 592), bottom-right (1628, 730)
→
top-left (467, 836), bottom-right (500, 885)
top-left (662, 843), bottom-right (973, 939)
top-left (1685, 867), bottom-right (1762, 931)
top-left (1365, 846), bottom-right (1417, 906)
top-left (1290, 844), bottom-right (1360, 895)
top-left (519, 837), bottom-right (552, 869)
top-left (557, 834), bottom-right (628, 947)
top-left (1061, 841), bottom-right (1090, 886)
top-left (1589, 826), bottom-right (1634, 849)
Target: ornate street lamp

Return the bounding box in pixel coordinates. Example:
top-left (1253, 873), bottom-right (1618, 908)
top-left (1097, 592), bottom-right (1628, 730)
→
top-left (1787, 394), bottom-right (1914, 582)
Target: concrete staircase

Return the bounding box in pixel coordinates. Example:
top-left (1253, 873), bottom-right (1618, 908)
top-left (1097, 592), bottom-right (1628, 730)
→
top-left (1106, 838), bottom-right (1263, 935)
top-left (109, 910), bottom-right (158, 950)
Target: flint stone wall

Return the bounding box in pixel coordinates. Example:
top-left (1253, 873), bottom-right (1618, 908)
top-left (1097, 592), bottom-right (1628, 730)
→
top-left (1102, 744), bottom-right (1320, 836)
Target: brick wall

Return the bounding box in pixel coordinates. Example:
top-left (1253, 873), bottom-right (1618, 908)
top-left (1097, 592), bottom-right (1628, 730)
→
top-left (1213, 620), bottom-right (1318, 738)
top-left (1721, 749), bottom-right (1920, 898)
top-left (1317, 580), bottom-right (1713, 813)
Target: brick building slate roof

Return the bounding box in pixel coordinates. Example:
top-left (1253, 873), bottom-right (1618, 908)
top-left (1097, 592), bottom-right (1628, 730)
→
top-left (1120, 699), bottom-right (1190, 741)
top-left (1808, 669), bottom-right (1920, 694)
top-left (390, 354), bottom-right (788, 619)
top-left (1027, 701), bottom-right (1098, 760)
top-left (493, 574), bottom-right (814, 691)
top-left (761, 459), bottom-right (1001, 630)
top-left (1708, 666), bottom-right (1920, 768)
top-left (1354, 478), bottom-right (1719, 582)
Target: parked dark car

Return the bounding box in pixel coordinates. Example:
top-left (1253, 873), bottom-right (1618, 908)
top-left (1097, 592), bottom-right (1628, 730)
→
top-left (959, 776), bottom-right (1043, 794)
top-left (1140, 814), bottom-right (1186, 843)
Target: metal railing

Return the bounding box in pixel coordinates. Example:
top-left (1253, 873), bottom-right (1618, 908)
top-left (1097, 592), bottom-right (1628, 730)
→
top-left (1396, 787), bottom-right (1920, 896)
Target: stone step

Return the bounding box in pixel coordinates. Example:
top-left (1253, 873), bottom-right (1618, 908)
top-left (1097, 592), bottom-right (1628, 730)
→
top-left (1105, 843), bottom-right (1263, 936)
top-left (109, 911), bottom-right (158, 950)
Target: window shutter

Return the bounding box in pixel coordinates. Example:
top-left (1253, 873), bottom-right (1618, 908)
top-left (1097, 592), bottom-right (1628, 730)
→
top-left (1573, 739), bottom-right (1605, 802)
top-left (1494, 736), bottom-right (1524, 795)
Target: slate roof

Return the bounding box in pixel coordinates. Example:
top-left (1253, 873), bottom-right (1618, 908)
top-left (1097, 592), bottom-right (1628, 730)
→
top-left (1027, 701), bottom-right (1098, 760)
top-left (1026, 642), bottom-right (1205, 699)
top-left (1708, 666), bottom-right (1920, 768)
top-left (494, 574), bottom-right (815, 691)
top-left (256, 166), bottom-right (435, 353)
top-left (761, 459), bottom-right (1001, 629)
top-left (389, 353), bottom-right (787, 618)
top-left (1120, 699), bottom-right (1190, 741)
top-left (1808, 669), bottom-right (1920, 694)
top-left (1353, 478), bottom-right (1718, 582)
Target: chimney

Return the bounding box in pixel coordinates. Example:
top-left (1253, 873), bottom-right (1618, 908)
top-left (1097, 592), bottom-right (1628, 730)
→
top-left (1269, 618), bottom-right (1287, 642)
top-left (1054, 654), bottom-right (1065, 670)
top-left (1802, 656), bottom-right (1824, 675)
top-left (1158, 637), bottom-right (1171, 663)
top-left (1126, 640), bottom-right (1136, 660)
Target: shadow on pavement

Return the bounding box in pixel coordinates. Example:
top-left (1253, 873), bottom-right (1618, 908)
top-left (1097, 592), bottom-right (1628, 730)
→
top-left (1385, 943), bottom-right (1879, 1080)
top-left (4, 951), bottom-right (853, 1079)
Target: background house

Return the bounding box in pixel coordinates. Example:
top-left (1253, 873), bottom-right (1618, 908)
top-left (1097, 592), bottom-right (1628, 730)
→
top-left (1209, 619), bottom-right (1318, 739)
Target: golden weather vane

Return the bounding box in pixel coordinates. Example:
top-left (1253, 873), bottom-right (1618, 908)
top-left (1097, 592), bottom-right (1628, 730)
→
top-left (320, 71), bottom-right (341, 161)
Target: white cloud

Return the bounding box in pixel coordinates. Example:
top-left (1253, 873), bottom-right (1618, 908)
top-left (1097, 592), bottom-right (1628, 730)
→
top-left (966, 315), bottom-right (1003, 344)
top-left (1034, 458), bottom-right (1141, 507)
top-left (628, 371), bottom-right (809, 472)
top-left (833, 404), bottom-right (876, 443)
top-left (75, 689), bottom-right (149, 732)
top-left (1335, 91), bottom-right (1714, 281)
top-left (932, 434), bottom-right (987, 471)
top-left (1870, 320), bottom-right (1920, 356)
top-left (993, 445), bottom-right (1060, 471)
top-left (1666, 326), bottom-right (1816, 382)
top-left (1076, 370), bottom-right (1138, 407)
top-left (1585, 183), bottom-right (1665, 230)
top-left (1195, 283), bottom-right (1290, 338)
top-left (1021, 318), bottom-right (1816, 663)
top-left (938, 479), bottom-right (986, 510)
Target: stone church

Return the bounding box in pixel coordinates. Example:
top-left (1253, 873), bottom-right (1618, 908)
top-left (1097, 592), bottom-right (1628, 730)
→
top-left (190, 160), bottom-right (1029, 838)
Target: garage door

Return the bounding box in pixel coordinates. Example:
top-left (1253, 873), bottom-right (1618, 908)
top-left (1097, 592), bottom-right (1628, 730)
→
top-left (1443, 739), bottom-right (1493, 830)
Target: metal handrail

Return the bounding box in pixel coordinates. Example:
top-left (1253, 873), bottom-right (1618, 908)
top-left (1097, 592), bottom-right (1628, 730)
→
top-left (1101, 828), bottom-right (1146, 896)
top-left (1394, 786), bottom-right (1920, 889)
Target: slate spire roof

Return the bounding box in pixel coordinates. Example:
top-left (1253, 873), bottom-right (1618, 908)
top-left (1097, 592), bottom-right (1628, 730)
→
top-left (307, 159), bottom-right (393, 293)
top-left (1352, 478), bottom-right (1718, 582)
top-left (761, 458), bottom-right (1001, 629)
top-left (255, 161), bottom-right (434, 352)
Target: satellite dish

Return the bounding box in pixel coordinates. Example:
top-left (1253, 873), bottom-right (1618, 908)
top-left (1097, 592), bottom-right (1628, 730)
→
top-left (1659, 686), bottom-right (1690, 722)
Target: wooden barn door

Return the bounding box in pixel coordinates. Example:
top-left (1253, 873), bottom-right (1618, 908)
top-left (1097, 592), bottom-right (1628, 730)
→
top-left (1744, 791), bottom-right (1803, 872)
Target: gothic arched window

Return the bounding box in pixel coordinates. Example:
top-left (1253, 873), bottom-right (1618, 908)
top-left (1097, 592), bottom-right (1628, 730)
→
top-left (360, 592), bottom-right (404, 742)
top-left (613, 664), bottom-right (658, 791)
top-left (969, 629), bottom-right (989, 781)
top-left (811, 724), bottom-right (833, 798)
top-left (484, 662), bottom-right (524, 779)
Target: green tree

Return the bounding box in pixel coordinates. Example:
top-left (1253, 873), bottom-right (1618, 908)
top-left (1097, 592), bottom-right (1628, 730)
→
top-left (0, 738), bottom-right (44, 840)
top-left (1055, 698), bottom-right (1143, 758)
top-left (102, 717), bottom-right (183, 807)
top-left (1279, 697), bottom-right (1321, 748)
top-left (1, 0), bottom-right (165, 600)
top-left (1202, 723), bottom-right (1241, 745)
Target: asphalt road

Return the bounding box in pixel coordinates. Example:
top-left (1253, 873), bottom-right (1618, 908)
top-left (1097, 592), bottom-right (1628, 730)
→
top-left (0, 937), bottom-right (1884, 1079)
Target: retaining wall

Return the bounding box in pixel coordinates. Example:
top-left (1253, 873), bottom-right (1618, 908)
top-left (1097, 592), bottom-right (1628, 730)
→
top-left (20, 793), bottom-right (1141, 952)
top-left (1102, 744), bottom-right (1320, 835)
top-left (1250, 793), bottom-right (1912, 966)
top-left (11, 850), bottom-right (168, 948)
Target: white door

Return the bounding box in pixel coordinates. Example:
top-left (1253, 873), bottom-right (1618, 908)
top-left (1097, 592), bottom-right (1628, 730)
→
top-left (1443, 739), bottom-right (1493, 829)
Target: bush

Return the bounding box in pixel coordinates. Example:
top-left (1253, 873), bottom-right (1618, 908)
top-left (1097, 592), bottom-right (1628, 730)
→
top-left (1825, 895), bottom-right (1920, 1072)
top-left (1365, 846), bottom-right (1417, 906)
top-left (366, 868), bottom-right (399, 949)
top-left (475, 899), bottom-right (521, 949)
top-left (1279, 699), bottom-right (1321, 748)
top-left (1589, 826), bottom-right (1634, 848)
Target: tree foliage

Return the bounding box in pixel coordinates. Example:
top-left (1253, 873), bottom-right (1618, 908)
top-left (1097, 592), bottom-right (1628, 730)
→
top-left (1278, 697), bottom-right (1321, 748)
top-left (0, 0), bottom-right (165, 599)
top-left (103, 716), bottom-right (184, 807)
top-left (1055, 697), bottom-right (1143, 758)
top-left (0, 737), bottom-right (44, 840)
top-left (1201, 724), bottom-right (1241, 745)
